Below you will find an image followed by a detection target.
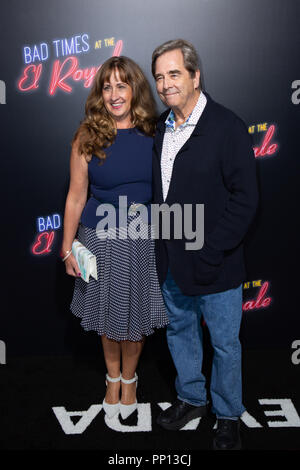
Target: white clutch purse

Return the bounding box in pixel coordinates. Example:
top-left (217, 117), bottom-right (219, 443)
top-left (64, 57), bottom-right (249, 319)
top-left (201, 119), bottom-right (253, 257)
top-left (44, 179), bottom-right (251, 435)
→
top-left (72, 239), bottom-right (98, 283)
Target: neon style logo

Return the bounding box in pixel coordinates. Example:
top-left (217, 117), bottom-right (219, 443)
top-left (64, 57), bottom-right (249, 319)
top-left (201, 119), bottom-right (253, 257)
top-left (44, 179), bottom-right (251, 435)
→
top-left (242, 280), bottom-right (272, 311)
top-left (18, 33), bottom-right (123, 96)
top-left (31, 214), bottom-right (61, 256)
top-left (249, 122), bottom-right (279, 159)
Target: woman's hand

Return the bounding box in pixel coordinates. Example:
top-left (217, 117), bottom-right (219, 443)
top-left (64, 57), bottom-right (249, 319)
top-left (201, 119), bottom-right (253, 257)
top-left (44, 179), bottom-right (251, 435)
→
top-left (64, 253), bottom-right (81, 278)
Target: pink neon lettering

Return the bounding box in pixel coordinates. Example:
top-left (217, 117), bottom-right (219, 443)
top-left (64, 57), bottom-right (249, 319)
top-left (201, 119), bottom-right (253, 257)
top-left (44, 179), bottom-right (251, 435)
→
top-left (32, 231), bottom-right (55, 255)
top-left (48, 40), bottom-right (123, 95)
top-left (18, 64), bottom-right (42, 91)
top-left (242, 282), bottom-right (272, 311)
top-left (49, 57), bottom-right (78, 95)
top-left (253, 125), bottom-right (278, 158)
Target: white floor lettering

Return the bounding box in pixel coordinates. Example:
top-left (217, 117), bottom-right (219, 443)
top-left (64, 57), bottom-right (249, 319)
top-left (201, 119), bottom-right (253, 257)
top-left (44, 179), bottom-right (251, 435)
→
top-left (51, 399), bottom-right (300, 434)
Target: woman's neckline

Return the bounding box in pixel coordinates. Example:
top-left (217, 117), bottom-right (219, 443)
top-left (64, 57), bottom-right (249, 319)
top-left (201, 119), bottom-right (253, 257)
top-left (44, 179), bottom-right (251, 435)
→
top-left (116, 127), bottom-right (136, 132)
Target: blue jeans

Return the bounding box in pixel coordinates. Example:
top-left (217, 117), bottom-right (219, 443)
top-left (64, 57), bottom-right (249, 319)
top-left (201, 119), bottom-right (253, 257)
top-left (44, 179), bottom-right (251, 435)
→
top-left (162, 270), bottom-right (246, 419)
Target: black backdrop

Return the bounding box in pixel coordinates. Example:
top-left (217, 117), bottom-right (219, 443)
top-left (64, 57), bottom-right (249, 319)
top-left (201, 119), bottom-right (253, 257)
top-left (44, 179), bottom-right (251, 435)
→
top-left (1, 0), bottom-right (299, 356)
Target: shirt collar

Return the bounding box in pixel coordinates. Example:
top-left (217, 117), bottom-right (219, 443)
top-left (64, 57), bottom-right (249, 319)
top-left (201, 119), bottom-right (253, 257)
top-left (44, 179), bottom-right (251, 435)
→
top-left (165, 91), bottom-right (206, 131)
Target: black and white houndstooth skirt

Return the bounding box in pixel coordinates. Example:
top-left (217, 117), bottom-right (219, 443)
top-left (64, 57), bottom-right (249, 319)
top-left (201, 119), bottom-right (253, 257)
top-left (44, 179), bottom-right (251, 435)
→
top-left (70, 216), bottom-right (169, 342)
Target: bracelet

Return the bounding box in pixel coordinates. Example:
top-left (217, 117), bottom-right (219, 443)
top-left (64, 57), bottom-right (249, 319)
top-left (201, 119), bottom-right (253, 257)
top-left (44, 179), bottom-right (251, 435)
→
top-left (62, 251), bottom-right (72, 262)
top-left (62, 251), bottom-right (72, 261)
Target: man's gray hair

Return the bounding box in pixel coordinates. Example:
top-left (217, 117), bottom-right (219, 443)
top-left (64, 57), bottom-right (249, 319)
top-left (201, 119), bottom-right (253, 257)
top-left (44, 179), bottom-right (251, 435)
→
top-left (151, 39), bottom-right (200, 82)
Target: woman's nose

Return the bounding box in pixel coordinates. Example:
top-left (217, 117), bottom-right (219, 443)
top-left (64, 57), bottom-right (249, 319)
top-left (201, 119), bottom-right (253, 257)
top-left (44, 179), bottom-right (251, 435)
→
top-left (111, 87), bottom-right (119, 101)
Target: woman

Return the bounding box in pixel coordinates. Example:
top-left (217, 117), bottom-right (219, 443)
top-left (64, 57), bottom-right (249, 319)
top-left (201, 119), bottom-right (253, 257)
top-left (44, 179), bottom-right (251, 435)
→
top-left (61, 56), bottom-right (168, 420)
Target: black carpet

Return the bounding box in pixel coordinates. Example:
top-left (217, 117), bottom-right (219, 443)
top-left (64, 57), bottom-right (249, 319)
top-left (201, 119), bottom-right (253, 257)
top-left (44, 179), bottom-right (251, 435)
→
top-left (1, 330), bottom-right (299, 454)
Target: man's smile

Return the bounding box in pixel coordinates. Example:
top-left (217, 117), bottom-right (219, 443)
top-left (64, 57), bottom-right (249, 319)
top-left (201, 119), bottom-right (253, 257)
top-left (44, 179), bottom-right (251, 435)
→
top-left (163, 92), bottom-right (179, 96)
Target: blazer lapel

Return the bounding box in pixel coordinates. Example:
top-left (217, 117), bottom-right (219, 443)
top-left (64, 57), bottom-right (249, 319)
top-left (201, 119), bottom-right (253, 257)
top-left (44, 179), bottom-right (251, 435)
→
top-left (153, 113), bottom-right (167, 162)
top-left (172, 92), bottom-right (213, 156)
top-left (164, 92), bottom-right (215, 204)
top-left (154, 93), bottom-right (215, 203)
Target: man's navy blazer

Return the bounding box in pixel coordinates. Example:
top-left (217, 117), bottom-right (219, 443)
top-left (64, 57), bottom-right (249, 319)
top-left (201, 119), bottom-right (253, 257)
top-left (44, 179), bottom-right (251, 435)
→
top-left (152, 92), bottom-right (259, 295)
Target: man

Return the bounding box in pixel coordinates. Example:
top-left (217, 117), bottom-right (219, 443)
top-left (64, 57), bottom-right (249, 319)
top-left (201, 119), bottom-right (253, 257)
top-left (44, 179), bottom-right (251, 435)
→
top-left (151, 39), bottom-right (258, 450)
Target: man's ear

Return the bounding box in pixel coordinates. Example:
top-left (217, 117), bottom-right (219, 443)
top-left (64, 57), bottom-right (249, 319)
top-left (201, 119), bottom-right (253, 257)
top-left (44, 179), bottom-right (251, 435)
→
top-left (194, 69), bottom-right (201, 90)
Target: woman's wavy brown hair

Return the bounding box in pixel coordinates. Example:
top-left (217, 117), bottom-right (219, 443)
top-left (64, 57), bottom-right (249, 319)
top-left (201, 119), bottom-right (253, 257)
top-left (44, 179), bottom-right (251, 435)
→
top-left (73, 56), bottom-right (157, 163)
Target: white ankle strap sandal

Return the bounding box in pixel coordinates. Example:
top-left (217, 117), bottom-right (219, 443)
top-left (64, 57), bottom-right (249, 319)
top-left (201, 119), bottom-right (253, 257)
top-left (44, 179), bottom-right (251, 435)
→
top-left (106, 373), bottom-right (121, 384)
top-left (102, 373), bottom-right (121, 419)
top-left (120, 373), bottom-right (138, 384)
top-left (120, 373), bottom-right (138, 420)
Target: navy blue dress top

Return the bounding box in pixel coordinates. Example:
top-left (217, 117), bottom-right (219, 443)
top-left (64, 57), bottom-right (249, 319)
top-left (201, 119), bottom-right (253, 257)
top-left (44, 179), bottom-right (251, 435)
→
top-left (80, 128), bottom-right (153, 228)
